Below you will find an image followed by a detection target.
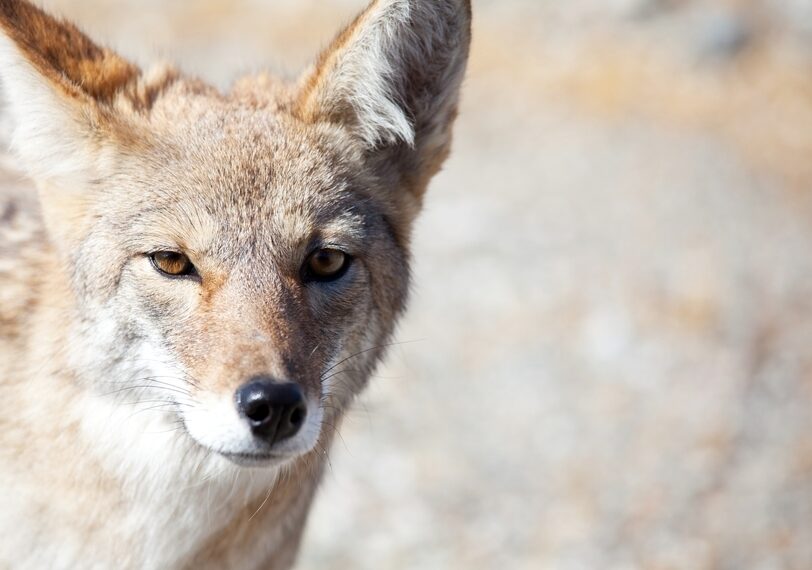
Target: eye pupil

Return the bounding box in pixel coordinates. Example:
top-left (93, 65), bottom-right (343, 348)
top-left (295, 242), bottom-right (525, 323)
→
top-left (314, 252), bottom-right (336, 270)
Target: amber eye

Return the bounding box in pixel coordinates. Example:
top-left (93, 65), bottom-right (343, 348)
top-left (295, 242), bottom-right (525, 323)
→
top-left (149, 251), bottom-right (196, 278)
top-left (303, 248), bottom-right (351, 282)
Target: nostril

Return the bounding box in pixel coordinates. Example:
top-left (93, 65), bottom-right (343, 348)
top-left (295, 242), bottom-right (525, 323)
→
top-left (244, 400), bottom-right (271, 424)
top-left (288, 404), bottom-right (306, 428)
top-left (277, 401), bottom-right (307, 441)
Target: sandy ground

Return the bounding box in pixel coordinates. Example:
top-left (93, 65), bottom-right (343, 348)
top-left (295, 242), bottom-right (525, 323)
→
top-left (18, 0), bottom-right (812, 568)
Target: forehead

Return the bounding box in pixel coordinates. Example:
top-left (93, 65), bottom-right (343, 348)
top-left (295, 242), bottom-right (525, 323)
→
top-left (127, 102), bottom-right (373, 256)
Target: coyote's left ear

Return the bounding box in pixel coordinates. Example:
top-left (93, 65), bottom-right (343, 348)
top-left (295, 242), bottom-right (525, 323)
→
top-left (294, 0), bottom-right (472, 200)
top-left (0, 0), bottom-right (140, 181)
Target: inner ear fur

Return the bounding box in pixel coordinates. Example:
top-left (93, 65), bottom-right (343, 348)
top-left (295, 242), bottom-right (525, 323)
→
top-left (293, 0), bottom-right (472, 199)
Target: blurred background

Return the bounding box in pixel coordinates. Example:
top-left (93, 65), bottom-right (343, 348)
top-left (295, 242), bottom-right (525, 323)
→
top-left (35, 0), bottom-right (812, 568)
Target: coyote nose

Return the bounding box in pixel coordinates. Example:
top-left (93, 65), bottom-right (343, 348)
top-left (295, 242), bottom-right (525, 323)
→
top-left (235, 378), bottom-right (307, 444)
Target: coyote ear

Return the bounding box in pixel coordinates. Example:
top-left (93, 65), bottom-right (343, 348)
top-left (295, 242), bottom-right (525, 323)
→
top-left (294, 0), bottom-right (471, 194)
top-left (0, 0), bottom-right (140, 180)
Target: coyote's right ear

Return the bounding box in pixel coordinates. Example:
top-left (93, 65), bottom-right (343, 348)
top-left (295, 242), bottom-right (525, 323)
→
top-left (0, 0), bottom-right (153, 252)
top-left (294, 0), bottom-right (472, 201)
top-left (0, 0), bottom-right (141, 181)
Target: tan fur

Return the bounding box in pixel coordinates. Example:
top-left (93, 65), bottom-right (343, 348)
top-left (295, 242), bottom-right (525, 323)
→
top-left (0, 0), bottom-right (470, 568)
top-left (0, 0), bottom-right (138, 102)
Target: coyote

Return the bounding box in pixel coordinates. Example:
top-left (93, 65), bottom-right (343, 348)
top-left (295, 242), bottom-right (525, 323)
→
top-left (0, 0), bottom-right (471, 567)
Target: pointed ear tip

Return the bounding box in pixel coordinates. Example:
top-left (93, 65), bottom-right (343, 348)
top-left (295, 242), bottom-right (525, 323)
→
top-left (0, 0), bottom-right (141, 105)
top-left (0, 0), bottom-right (57, 40)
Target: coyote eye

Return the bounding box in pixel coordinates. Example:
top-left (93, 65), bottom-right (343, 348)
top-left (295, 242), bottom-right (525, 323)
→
top-left (150, 251), bottom-right (196, 278)
top-left (303, 248), bottom-right (351, 282)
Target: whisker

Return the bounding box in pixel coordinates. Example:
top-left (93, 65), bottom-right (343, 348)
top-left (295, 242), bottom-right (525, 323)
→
top-left (320, 367), bottom-right (362, 386)
top-left (320, 339), bottom-right (424, 379)
top-left (101, 383), bottom-right (193, 399)
top-left (315, 441), bottom-right (334, 473)
top-left (320, 420), bottom-right (349, 455)
top-left (121, 399), bottom-right (194, 408)
top-left (248, 485), bottom-right (274, 522)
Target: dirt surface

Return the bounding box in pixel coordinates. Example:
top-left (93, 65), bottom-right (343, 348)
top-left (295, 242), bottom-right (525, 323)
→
top-left (19, 1), bottom-right (812, 568)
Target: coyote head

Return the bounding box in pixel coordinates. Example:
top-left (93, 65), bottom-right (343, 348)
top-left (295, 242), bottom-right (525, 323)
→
top-left (0, 0), bottom-right (470, 466)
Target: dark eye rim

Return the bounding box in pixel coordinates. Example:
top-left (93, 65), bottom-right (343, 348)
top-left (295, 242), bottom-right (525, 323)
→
top-left (301, 247), bottom-right (353, 284)
top-left (148, 251), bottom-right (199, 280)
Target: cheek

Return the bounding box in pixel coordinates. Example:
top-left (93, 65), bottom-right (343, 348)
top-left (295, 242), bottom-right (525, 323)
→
top-left (320, 247), bottom-right (410, 383)
top-left (70, 235), bottom-right (132, 304)
top-left (130, 337), bottom-right (194, 399)
top-left (315, 279), bottom-right (395, 398)
top-left (366, 244), bottom-right (411, 326)
top-left (306, 269), bottom-right (373, 344)
top-left (116, 259), bottom-right (201, 347)
top-left (132, 290), bottom-right (198, 348)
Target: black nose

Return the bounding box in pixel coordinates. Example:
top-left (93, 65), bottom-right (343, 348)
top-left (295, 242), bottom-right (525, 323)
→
top-left (234, 378), bottom-right (307, 445)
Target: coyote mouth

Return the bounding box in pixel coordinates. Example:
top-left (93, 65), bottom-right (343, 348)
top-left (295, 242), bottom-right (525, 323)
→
top-left (219, 450), bottom-right (290, 467)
